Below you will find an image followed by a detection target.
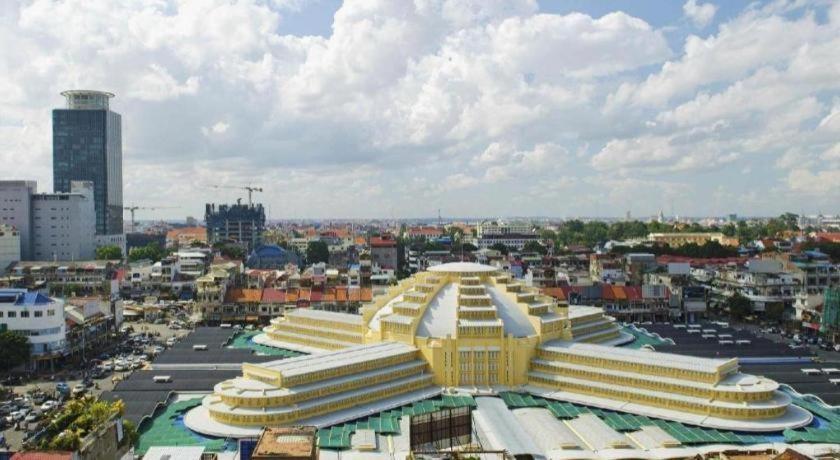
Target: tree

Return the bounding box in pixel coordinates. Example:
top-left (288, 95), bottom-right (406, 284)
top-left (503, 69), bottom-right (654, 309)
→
top-left (217, 243), bottom-right (245, 260)
top-left (461, 243), bottom-right (478, 252)
top-left (522, 240), bottom-right (547, 255)
top-left (726, 293), bottom-right (753, 320)
top-left (489, 243), bottom-right (509, 255)
top-left (0, 331), bottom-right (31, 372)
top-left (306, 241), bottom-right (330, 264)
top-left (95, 245), bottom-right (122, 260)
top-left (128, 242), bottom-right (166, 262)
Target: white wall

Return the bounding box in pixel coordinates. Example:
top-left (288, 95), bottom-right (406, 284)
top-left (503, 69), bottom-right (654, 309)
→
top-left (0, 225), bottom-right (21, 272)
top-left (0, 181), bottom-right (35, 259)
top-left (0, 290), bottom-right (66, 355)
top-left (31, 181), bottom-right (96, 261)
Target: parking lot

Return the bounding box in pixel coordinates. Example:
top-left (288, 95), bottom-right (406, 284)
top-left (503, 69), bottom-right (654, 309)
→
top-left (0, 321), bottom-right (190, 451)
top-left (103, 326), bottom-right (279, 426)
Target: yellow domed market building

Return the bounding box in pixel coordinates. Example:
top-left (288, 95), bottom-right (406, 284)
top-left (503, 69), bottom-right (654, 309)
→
top-left (185, 262), bottom-right (812, 438)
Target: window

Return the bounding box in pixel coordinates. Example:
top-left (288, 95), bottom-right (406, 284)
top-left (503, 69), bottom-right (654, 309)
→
top-left (34, 311), bottom-right (43, 318)
top-left (8, 311), bottom-right (16, 318)
top-left (47, 309), bottom-right (55, 316)
top-left (20, 311), bottom-right (29, 318)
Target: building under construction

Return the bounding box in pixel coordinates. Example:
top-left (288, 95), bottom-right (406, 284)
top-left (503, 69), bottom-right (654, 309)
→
top-left (205, 201), bottom-right (266, 252)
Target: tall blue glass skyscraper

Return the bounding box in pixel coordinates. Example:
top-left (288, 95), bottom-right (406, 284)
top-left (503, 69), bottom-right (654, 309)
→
top-left (52, 90), bottom-right (123, 235)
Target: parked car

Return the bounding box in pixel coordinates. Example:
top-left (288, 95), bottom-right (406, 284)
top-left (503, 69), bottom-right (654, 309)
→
top-left (40, 400), bottom-right (58, 412)
top-left (71, 384), bottom-right (86, 396)
top-left (55, 382), bottom-right (70, 395)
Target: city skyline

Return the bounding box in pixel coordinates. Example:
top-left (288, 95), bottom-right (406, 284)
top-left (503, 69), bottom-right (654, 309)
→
top-left (1, 0), bottom-right (839, 219)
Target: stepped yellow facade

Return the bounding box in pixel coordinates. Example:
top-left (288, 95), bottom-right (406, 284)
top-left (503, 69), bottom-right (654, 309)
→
top-left (187, 262), bottom-right (811, 437)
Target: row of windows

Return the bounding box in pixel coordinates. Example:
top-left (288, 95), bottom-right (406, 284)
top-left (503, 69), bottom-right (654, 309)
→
top-left (267, 330), bottom-right (346, 351)
top-left (0, 309), bottom-right (57, 318)
top-left (539, 349), bottom-right (720, 384)
top-left (532, 362), bottom-right (772, 402)
top-left (211, 375), bottom-right (432, 426)
top-left (285, 315), bottom-right (364, 333)
top-left (0, 325), bottom-right (62, 336)
top-left (227, 363), bottom-right (424, 407)
top-left (528, 375), bottom-right (786, 420)
top-left (276, 323), bottom-right (363, 343)
top-left (267, 344), bottom-right (414, 387)
top-left (458, 325), bottom-right (502, 337)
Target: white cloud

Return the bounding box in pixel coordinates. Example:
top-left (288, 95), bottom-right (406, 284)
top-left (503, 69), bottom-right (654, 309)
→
top-left (0, 0), bottom-right (838, 217)
top-left (202, 121), bottom-right (230, 136)
top-left (608, 4), bottom-right (832, 108)
top-left (787, 169), bottom-right (840, 194)
top-left (683, 0), bottom-right (717, 28)
top-left (128, 65), bottom-right (200, 101)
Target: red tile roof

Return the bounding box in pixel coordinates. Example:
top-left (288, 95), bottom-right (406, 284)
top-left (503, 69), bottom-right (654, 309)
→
top-left (370, 237), bottom-right (397, 247)
top-left (261, 288), bottom-right (285, 303)
top-left (624, 286), bottom-right (643, 301)
top-left (226, 288), bottom-right (262, 303)
top-left (816, 232), bottom-right (840, 243)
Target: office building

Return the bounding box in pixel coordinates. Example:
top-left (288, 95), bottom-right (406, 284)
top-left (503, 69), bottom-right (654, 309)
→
top-left (0, 224), bottom-right (21, 272)
top-left (53, 90), bottom-right (123, 235)
top-left (0, 288), bottom-right (66, 370)
top-left (0, 180), bottom-right (96, 261)
top-left (31, 181), bottom-right (97, 261)
top-left (185, 262), bottom-right (810, 438)
top-left (0, 180), bottom-right (36, 259)
top-left (205, 202), bottom-right (265, 251)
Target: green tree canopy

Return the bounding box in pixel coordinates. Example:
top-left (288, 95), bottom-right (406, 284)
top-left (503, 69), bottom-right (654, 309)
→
top-left (522, 240), bottom-right (547, 255)
top-left (726, 293), bottom-right (753, 320)
top-left (219, 244), bottom-right (245, 260)
top-left (489, 243), bottom-right (510, 255)
top-left (306, 240), bottom-right (330, 264)
top-left (128, 242), bottom-right (166, 262)
top-left (95, 245), bottom-right (122, 260)
top-left (0, 331), bottom-right (31, 372)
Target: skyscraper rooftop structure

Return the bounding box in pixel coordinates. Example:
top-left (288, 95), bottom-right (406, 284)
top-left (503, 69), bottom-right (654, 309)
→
top-left (53, 90), bottom-right (123, 235)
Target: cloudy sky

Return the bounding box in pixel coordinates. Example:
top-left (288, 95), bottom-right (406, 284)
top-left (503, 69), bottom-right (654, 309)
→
top-left (1, 0), bottom-right (839, 220)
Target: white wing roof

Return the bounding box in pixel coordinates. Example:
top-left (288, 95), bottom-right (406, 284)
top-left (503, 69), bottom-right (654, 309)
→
top-left (540, 342), bottom-right (734, 374)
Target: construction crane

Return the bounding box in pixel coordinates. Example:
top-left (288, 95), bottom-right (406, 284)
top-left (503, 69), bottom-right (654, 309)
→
top-left (211, 185), bottom-right (263, 206)
top-left (123, 205), bottom-right (179, 231)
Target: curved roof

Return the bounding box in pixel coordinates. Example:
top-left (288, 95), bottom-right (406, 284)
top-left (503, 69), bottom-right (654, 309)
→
top-left (427, 262), bottom-right (498, 274)
top-left (253, 244), bottom-right (289, 256)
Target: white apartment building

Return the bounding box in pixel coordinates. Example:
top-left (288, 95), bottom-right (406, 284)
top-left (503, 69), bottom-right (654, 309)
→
top-left (0, 224), bottom-right (21, 271)
top-left (476, 220), bottom-right (533, 237)
top-left (0, 180), bottom-right (99, 261)
top-left (0, 288), bottom-right (66, 369)
top-left (474, 220), bottom-right (538, 251)
top-left (175, 251), bottom-right (210, 278)
top-left (0, 180), bottom-right (36, 259)
top-left (31, 181), bottom-right (96, 261)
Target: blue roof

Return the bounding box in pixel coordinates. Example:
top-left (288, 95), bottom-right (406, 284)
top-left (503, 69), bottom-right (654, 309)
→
top-left (17, 292), bottom-right (53, 305)
top-left (252, 244), bottom-right (288, 256)
top-left (0, 289), bottom-right (53, 305)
